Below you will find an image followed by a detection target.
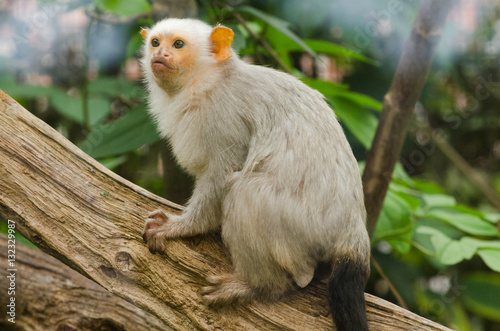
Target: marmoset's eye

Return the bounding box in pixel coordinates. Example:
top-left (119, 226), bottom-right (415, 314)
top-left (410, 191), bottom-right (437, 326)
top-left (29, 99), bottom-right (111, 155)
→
top-left (151, 38), bottom-right (160, 47)
top-left (173, 40), bottom-right (185, 49)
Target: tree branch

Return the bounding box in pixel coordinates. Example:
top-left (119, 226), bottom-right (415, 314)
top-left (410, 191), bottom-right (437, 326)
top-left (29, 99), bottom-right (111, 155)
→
top-left (234, 13), bottom-right (294, 74)
top-left (362, 0), bottom-right (454, 236)
top-left (432, 131), bottom-right (500, 210)
top-left (0, 90), bottom-right (451, 330)
top-left (0, 234), bottom-right (169, 330)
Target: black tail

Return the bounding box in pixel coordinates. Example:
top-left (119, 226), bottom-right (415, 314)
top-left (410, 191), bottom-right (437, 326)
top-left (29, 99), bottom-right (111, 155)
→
top-left (328, 257), bottom-right (369, 331)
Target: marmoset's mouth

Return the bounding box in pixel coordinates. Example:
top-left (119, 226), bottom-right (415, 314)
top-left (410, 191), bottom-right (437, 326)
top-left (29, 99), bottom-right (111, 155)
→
top-left (150, 57), bottom-right (172, 71)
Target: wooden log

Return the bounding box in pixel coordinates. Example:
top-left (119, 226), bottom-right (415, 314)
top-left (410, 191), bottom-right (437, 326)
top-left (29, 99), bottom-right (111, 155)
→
top-left (0, 90), bottom-right (451, 330)
top-left (0, 234), bottom-right (169, 330)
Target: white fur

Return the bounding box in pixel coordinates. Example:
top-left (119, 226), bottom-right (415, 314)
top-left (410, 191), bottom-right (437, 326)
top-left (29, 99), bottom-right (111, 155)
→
top-left (142, 18), bottom-right (370, 297)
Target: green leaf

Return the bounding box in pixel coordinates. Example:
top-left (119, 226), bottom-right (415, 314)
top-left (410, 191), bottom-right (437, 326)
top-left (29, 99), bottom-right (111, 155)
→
top-left (394, 191), bottom-right (421, 210)
top-left (413, 220), bottom-right (459, 256)
top-left (333, 90), bottom-right (382, 111)
top-left (300, 79), bottom-right (380, 147)
top-left (297, 39), bottom-right (376, 65)
top-left (385, 237), bottom-right (412, 254)
top-left (50, 90), bottom-right (82, 122)
top-left (238, 20), bottom-right (262, 37)
top-left (459, 238), bottom-right (500, 271)
top-left (0, 82), bottom-right (54, 99)
top-left (99, 155), bottom-right (128, 170)
top-left (225, 23), bottom-right (247, 52)
top-left (463, 272), bottom-right (500, 322)
top-left (301, 78), bottom-right (349, 94)
top-left (1, 78), bottom-right (111, 125)
top-left (457, 238), bottom-right (481, 260)
top-left (421, 193), bottom-right (456, 209)
top-left (91, 0), bottom-right (151, 16)
top-left (87, 97), bottom-right (112, 125)
top-left (414, 225), bottom-right (500, 270)
top-left (0, 74), bottom-right (16, 87)
top-left (126, 31), bottom-right (144, 58)
top-left (258, 25), bottom-right (376, 65)
top-left (415, 225), bottom-right (452, 254)
top-left (460, 237), bottom-right (500, 250)
top-left (451, 204), bottom-right (486, 219)
top-left (392, 162), bottom-right (412, 180)
top-left (51, 90), bottom-right (111, 125)
top-left (411, 178), bottom-right (445, 194)
top-left (81, 104), bottom-right (160, 158)
top-left (439, 240), bottom-right (470, 265)
top-left (88, 77), bottom-right (143, 100)
top-left (373, 190), bottom-right (413, 253)
top-left (329, 97), bottom-right (378, 148)
top-left (425, 208), bottom-right (500, 237)
top-left (448, 302), bottom-right (473, 331)
top-left (275, 49), bottom-right (295, 70)
top-left (477, 249), bottom-right (500, 272)
top-left (414, 225), bottom-right (477, 265)
top-left (0, 220), bottom-right (37, 248)
top-left (237, 6), bottom-right (316, 58)
top-left (484, 213), bottom-right (500, 224)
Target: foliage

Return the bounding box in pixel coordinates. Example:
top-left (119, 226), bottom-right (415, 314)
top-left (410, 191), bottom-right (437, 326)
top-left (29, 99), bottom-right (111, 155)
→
top-left (1, 1), bottom-right (499, 330)
top-left (91, 0), bottom-right (151, 17)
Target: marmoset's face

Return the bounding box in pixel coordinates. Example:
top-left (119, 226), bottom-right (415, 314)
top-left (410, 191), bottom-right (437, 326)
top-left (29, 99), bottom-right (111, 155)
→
top-left (144, 31), bottom-right (195, 79)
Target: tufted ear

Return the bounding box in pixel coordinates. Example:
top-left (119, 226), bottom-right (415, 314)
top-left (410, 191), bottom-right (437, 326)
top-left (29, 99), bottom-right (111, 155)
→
top-left (210, 26), bottom-right (234, 63)
top-left (140, 28), bottom-right (149, 39)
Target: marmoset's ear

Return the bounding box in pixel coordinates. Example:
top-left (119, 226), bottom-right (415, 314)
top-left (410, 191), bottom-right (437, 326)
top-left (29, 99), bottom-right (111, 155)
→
top-left (140, 28), bottom-right (149, 39)
top-left (210, 26), bottom-right (234, 63)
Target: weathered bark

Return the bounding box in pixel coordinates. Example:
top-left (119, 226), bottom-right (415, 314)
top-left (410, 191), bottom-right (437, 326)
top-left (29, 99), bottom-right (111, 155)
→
top-left (0, 234), bottom-right (170, 331)
top-left (362, 0), bottom-right (454, 236)
top-left (0, 90), bottom-right (451, 330)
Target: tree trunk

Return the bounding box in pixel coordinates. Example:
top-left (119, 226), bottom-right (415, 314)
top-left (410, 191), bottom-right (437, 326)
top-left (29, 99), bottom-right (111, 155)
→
top-left (0, 90), bottom-right (452, 330)
top-left (362, 0), bottom-right (454, 236)
top-left (0, 234), bottom-right (170, 331)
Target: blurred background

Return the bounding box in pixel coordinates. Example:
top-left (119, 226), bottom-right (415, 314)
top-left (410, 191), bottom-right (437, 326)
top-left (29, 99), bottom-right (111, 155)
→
top-left (0, 0), bottom-right (499, 330)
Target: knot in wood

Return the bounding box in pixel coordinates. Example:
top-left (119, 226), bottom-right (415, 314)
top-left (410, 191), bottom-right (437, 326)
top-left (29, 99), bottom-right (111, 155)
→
top-left (115, 251), bottom-right (133, 271)
top-left (99, 265), bottom-right (117, 278)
